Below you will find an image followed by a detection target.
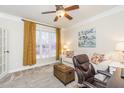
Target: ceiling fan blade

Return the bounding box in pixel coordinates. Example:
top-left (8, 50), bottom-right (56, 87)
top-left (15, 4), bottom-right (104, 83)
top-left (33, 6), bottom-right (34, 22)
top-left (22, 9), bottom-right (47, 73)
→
top-left (64, 5), bottom-right (79, 11)
top-left (64, 13), bottom-right (73, 20)
top-left (42, 11), bottom-right (56, 14)
top-left (54, 16), bottom-right (58, 22)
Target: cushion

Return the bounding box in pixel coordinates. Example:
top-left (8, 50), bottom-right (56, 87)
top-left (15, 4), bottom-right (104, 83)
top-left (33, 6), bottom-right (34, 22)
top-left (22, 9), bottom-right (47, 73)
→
top-left (65, 51), bottom-right (74, 58)
top-left (91, 53), bottom-right (104, 64)
top-left (76, 54), bottom-right (89, 64)
top-left (80, 62), bottom-right (90, 71)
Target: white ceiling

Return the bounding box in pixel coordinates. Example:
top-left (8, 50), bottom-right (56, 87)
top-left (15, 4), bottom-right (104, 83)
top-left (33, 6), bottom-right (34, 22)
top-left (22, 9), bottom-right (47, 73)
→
top-left (0, 5), bottom-right (116, 28)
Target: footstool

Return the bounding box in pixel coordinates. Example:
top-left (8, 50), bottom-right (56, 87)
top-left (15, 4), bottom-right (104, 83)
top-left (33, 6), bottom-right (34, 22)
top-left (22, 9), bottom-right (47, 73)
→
top-left (54, 63), bottom-right (75, 85)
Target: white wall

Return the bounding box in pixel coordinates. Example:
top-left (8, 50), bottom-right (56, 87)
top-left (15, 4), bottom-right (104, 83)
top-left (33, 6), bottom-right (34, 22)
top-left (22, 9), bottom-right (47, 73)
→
top-left (1, 6), bottom-right (124, 73)
top-left (62, 6), bottom-right (124, 56)
top-left (0, 12), bottom-right (56, 73)
top-left (61, 28), bottom-right (66, 48)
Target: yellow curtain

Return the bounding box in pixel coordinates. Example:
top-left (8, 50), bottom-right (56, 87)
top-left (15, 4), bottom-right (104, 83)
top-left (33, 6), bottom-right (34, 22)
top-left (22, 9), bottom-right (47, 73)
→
top-left (23, 20), bottom-right (36, 66)
top-left (56, 28), bottom-right (61, 60)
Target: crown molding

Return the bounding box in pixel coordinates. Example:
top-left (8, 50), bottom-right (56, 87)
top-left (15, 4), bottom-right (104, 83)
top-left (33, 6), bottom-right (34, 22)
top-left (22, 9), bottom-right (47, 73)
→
top-left (0, 12), bottom-right (22, 22)
top-left (66, 6), bottom-right (124, 30)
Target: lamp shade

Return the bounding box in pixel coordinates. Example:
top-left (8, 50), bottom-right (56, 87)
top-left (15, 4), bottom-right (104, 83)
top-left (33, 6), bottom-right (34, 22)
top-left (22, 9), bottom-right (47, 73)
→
top-left (63, 45), bottom-right (68, 49)
top-left (115, 42), bottom-right (124, 51)
top-left (56, 10), bottom-right (65, 18)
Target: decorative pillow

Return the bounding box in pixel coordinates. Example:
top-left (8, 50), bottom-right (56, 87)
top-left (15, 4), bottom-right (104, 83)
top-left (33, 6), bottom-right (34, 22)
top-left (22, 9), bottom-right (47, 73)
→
top-left (65, 51), bottom-right (74, 58)
top-left (91, 53), bottom-right (104, 64)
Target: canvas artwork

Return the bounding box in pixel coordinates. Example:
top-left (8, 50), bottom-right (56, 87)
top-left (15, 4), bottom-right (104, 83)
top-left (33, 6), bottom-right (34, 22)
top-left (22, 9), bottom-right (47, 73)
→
top-left (78, 28), bottom-right (96, 48)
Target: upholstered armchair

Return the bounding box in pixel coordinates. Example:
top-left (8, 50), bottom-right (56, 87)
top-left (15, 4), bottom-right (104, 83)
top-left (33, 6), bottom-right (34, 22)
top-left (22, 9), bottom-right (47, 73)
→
top-left (73, 54), bottom-right (112, 88)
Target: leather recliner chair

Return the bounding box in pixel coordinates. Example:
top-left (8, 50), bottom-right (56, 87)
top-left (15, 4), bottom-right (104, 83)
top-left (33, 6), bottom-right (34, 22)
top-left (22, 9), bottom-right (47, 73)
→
top-left (73, 54), bottom-right (111, 88)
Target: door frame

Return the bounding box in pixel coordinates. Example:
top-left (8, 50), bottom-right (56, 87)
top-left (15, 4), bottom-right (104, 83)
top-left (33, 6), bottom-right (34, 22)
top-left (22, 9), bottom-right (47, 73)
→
top-left (0, 28), bottom-right (8, 79)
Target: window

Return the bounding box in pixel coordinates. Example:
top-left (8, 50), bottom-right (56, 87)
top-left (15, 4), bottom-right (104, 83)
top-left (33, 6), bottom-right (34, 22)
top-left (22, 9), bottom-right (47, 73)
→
top-left (36, 30), bottom-right (56, 59)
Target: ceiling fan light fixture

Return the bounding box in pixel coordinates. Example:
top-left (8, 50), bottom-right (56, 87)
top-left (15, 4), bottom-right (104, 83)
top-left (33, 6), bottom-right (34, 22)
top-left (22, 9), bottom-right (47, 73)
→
top-left (56, 10), bottom-right (65, 18)
top-left (42, 5), bottom-right (79, 22)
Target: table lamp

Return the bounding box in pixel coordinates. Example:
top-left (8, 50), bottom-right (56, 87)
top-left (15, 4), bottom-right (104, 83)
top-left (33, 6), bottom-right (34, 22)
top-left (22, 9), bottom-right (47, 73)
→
top-left (62, 45), bottom-right (68, 55)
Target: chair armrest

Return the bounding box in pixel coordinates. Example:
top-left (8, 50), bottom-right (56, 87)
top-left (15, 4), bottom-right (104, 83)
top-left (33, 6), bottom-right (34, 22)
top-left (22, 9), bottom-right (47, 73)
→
top-left (97, 70), bottom-right (112, 77)
top-left (94, 78), bottom-right (107, 87)
top-left (83, 81), bottom-right (97, 88)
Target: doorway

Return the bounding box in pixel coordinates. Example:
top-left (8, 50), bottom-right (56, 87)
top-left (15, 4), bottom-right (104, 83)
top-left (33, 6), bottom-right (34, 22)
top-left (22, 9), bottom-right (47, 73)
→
top-left (0, 28), bottom-right (8, 79)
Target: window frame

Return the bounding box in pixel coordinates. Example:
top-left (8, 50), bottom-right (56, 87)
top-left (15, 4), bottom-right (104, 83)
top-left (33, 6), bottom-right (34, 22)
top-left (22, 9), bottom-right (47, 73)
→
top-left (36, 25), bottom-right (56, 60)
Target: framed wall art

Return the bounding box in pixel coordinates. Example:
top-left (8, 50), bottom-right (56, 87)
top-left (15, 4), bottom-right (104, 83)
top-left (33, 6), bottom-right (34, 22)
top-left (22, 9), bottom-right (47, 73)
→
top-left (78, 28), bottom-right (96, 48)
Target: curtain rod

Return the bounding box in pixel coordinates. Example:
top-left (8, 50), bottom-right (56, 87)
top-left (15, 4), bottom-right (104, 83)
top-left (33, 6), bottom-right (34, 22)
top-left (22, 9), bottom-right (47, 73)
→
top-left (21, 19), bottom-right (57, 29)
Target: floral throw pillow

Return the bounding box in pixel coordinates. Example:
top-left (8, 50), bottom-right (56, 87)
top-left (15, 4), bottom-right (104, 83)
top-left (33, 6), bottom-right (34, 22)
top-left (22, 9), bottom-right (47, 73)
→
top-left (65, 51), bottom-right (74, 58)
top-left (91, 53), bottom-right (104, 64)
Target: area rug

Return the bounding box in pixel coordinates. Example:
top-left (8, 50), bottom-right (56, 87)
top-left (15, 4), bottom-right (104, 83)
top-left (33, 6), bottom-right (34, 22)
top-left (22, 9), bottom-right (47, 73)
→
top-left (0, 64), bottom-right (78, 88)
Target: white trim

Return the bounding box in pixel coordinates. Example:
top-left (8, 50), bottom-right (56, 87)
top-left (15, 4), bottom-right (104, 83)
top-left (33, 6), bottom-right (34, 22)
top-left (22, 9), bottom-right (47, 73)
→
top-left (0, 12), bottom-right (55, 28)
top-left (66, 6), bottom-right (124, 30)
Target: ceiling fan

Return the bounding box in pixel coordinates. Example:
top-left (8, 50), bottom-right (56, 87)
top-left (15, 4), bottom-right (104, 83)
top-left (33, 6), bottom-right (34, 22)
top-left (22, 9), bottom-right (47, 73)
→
top-left (42, 5), bottom-right (79, 22)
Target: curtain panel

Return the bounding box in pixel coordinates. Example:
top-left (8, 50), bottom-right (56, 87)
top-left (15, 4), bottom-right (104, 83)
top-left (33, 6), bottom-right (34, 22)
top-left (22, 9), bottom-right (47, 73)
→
top-left (56, 28), bottom-right (61, 60)
top-left (23, 20), bottom-right (36, 66)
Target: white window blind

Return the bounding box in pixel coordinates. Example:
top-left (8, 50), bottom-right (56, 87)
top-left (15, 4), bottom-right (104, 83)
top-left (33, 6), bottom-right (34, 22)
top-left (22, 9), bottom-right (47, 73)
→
top-left (36, 29), bottom-right (56, 59)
